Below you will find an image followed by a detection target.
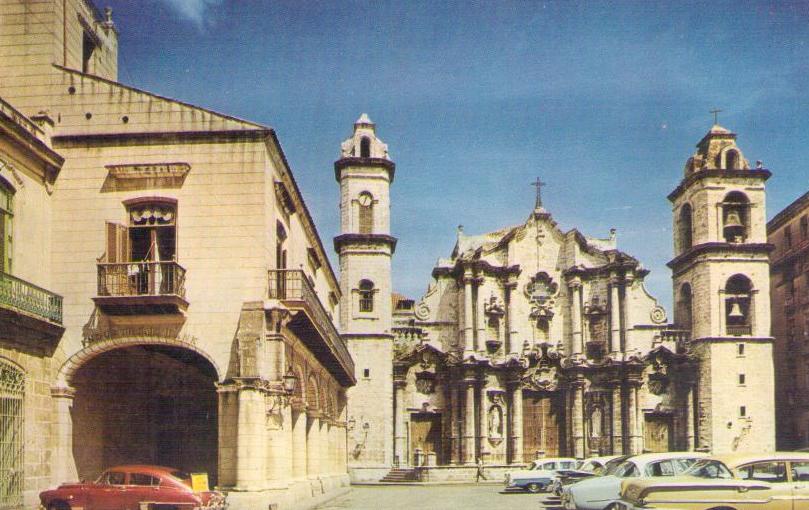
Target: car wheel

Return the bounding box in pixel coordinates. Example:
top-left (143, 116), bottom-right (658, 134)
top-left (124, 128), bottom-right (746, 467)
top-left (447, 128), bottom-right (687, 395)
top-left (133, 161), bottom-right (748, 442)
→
top-left (526, 482), bottom-right (544, 493)
top-left (48, 502), bottom-right (70, 510)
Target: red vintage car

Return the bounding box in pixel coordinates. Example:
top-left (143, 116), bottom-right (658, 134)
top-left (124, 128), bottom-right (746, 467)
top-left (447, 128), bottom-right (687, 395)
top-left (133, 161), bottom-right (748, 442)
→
top-left (39, 465), bottom-right (226, 510)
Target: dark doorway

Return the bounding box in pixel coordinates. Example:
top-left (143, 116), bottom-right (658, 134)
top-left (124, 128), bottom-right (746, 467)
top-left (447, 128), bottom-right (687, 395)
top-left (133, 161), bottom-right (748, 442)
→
top-left (523, 391), bottom-right (565, 461)
top-left (71, 345), bottom-right (218, 485)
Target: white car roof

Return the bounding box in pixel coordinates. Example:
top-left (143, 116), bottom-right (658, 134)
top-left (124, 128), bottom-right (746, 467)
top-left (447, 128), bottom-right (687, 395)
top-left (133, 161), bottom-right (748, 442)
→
top-left (627, 451), bottom-right (708, 469)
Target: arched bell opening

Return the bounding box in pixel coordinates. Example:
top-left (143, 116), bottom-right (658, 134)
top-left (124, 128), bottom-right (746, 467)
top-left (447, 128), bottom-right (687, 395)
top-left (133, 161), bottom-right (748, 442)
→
top-left (70, 345), bottom-right (219, 484)
top-left (725, 274), bottom-right (753, 336)
top-left (676, 283), bottom-right (693, 331)
top-left (678, 203), bottom-right (693, 252)
top-left (722, 191), bottom-right (750, 243)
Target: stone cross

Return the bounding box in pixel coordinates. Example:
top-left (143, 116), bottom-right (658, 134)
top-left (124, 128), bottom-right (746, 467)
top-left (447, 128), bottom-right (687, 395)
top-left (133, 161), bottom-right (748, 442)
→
top-left (531, 177), bottom-right (546, 209)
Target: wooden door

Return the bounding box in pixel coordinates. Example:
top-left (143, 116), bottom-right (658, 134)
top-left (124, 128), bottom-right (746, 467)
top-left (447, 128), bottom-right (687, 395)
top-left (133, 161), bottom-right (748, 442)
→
top-left (644, 414), bottom-right (673, 452)
top-left (410, 413), bottom-right (442, 465)
top-left (523, 392), bottom-right (564, 462)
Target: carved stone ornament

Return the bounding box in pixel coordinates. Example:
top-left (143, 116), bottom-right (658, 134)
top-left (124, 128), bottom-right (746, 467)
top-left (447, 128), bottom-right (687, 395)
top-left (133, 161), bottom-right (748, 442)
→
top-left (650, 305), bottom-right (667, 325)
top-left (522, 361), bottom-right (558, 391)
top-left (484, 294), bottom-right (505, 316)
top-left (415, 371), bottom-right (437, 394)
top-left (487, 389), bottom-right (506, 406)
top-left (526, 272), bottom-right (558, 320)
top-left (414, 301), bottom-right (430, 321)
top-left (647, 353), bottom-right (670, 395)
top-left (488, 405), bottom-right (504, 445)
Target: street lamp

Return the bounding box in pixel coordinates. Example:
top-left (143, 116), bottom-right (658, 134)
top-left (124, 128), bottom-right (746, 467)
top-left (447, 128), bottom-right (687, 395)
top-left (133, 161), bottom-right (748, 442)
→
top-left (282, 368), bottom-right (298, 395)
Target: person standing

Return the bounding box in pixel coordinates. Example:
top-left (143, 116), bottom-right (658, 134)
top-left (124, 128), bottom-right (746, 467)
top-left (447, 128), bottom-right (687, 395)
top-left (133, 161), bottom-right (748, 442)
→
top-left (476, 457), bottom-right (487, 482)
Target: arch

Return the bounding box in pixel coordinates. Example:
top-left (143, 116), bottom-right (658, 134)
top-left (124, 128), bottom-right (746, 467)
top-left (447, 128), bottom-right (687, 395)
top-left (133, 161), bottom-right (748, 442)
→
top-left (358, 279), bottom-right (375, 312)
top-left (306, 374), bottom-right (319, 411)
top-left (56, 336), bottom-right (221, 388)
top-left (360, 136), bottom-right (371, 158)
top-left (722, 191), bottom-right (750, 243)
top-left (676, 283), bottom-right (693, 330)
top-left (725, 274), bottom-right (753, 336)
top-left (678, 203), bottom-right (693, 252)
top-left (358, 191), bottom-right (374, 234)
top-left (724, 148), bottom-right (740, 170)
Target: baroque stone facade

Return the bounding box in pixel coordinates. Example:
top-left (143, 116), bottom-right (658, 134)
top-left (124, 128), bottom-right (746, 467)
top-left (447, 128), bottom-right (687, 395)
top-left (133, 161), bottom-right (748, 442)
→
top-left (344, 121), bottom-right (776, 480)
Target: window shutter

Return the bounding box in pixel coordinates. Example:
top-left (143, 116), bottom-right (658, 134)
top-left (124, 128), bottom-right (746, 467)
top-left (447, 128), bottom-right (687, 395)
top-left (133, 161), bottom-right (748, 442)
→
top-left (105, 222), bottom-right (129, 263)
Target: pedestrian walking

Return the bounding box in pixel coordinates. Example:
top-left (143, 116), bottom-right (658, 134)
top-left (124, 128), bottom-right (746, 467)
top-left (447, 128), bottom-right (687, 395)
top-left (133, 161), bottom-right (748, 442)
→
top-left (475, 457), bottom-right (487, 482)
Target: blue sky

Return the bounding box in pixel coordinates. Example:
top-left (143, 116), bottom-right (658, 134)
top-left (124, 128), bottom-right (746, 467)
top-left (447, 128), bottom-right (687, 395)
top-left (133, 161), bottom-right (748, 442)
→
top-left (102, 0), bottom-right (809, 312)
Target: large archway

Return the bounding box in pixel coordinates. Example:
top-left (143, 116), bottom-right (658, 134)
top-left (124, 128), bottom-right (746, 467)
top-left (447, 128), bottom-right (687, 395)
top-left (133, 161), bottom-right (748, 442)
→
top-left (70, 344), bottom-right (219, 485)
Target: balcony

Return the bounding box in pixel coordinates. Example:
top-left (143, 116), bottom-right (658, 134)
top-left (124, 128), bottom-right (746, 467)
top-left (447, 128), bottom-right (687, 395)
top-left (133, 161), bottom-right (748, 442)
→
top-left (0, 271), bottom-right (64, 340)
top-left (660, 328), bottom-right (691, 352)
top-left (94, 261), bottom-right (188, 314)
top-left (268, 269), bottom-right (355, 386)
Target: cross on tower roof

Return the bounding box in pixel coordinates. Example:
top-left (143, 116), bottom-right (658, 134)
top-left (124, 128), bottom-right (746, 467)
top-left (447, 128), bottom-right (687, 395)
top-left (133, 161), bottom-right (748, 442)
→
top-left (531, 177), bottom-right (546, 210)
top-left (710, 108), bottom-right (723, 125)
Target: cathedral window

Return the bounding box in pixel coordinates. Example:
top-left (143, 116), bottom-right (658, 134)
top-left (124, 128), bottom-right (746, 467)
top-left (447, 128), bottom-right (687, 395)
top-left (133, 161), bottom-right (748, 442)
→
top-left (676, 283), bottom-right (693, 331)
top-left (358, 279), bottom-right (375, 312)
top-left (0, 177), bottom-right (14, 273)
top-left (360, 137), bottom-right (371, 158)
top-left (725, 274), bottom-right (753, 336)
top-left (358, 192), bottom-right (374, 234)
top-left (721, 191), bottom-right (750, 243)
top-left (678, 203), bottom-right (693, 251)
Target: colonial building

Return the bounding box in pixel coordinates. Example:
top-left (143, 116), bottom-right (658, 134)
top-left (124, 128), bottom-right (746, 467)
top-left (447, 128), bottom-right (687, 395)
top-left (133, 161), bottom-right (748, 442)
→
top-left (0, 1), bottom-right (352, 509)
top-left (343, 121), bottom-right (776, 481)
top-left (768, 190), bottom-right (809, 449)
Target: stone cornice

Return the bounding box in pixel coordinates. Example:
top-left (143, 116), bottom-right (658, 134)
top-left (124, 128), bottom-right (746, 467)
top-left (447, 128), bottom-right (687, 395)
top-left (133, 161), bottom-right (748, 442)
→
top-left (689, 336), bottom-right (774, 344)
top-left (334, 157), bottom-right (396, 183)
top-left (333, 233), bottom-right (398, 254)
top-left (667, 242), bottom-right (773, 270)
top-left (668, 168), bottom-right (771, 202)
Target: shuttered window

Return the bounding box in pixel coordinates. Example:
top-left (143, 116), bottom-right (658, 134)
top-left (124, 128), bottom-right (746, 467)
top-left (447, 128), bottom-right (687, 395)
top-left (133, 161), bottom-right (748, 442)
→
top-left (0, 180), bottom-right (12, 273)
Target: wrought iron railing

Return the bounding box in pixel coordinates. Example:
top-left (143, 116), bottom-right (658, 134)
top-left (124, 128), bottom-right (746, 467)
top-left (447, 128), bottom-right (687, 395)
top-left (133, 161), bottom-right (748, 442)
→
top-left (97, 261), bottom-right (186, 298)
top-left (268, 269), bottom-right (353, 375)
top-left (0, 271), bottom-right (63, 324)
top-left (727, 324), bottom-right (752, 336)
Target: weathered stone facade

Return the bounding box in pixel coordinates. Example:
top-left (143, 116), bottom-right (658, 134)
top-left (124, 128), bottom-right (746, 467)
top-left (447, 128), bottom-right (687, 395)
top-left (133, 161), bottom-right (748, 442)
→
top-left (0, 2), bottom-right (352, 509)
top-left (768, 190), bottom-right (809, 449)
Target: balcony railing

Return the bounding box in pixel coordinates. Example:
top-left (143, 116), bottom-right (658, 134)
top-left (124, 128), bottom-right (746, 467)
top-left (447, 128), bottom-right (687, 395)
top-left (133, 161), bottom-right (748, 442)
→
top-left (268, 269), bottom-right (354, 383)
top-left (95, 261), bottom-right (187, 314)
top-left (727, 324), bottom-right (752, 336)
top-left (660, 328), bottom-right (691, 352)
top-left (0, 271), bottom-right (63, 324)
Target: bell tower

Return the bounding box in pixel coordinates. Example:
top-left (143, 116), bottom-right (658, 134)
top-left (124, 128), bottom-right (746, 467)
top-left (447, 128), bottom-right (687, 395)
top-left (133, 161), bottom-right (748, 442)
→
top-left (334, 114), bottom-right (396, 479)
top-left (668, 123), bottom-right (774, 453)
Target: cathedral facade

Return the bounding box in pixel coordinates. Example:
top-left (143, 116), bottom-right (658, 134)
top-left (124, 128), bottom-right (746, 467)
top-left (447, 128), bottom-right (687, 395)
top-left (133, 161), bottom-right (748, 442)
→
top-left (340, 119), bottom-right (776, 481)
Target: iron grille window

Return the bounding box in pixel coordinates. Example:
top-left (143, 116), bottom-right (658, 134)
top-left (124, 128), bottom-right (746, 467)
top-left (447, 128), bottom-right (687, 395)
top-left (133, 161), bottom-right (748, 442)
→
top-left (0, 360), bottom-right (24, 508)
top-left (358, 280), bottom-right (374, 312)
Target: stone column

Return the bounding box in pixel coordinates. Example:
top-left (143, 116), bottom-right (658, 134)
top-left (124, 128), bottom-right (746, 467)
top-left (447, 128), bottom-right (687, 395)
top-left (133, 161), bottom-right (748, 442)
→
top-left (464, 271), bottom-right (475, 355)
top-left (291, 409), bottom-right (307, 479)
top-left (478, 378), bottom-right (488, 458)
top-left (476, 278), bottom-right (487, 353)
top-left (626, 382), bottom-right (642, 454)
top-left (570, 279), bottom-right (583, 356)
top-left (394, 380), bottom-right (407, 466)
top-left (306, 414), bottom-right (320, 478)
top-left (611, 385), bottom-right (623, 454)
top-left (510, 383), bottom-right (524, 464)
top-left (686, 384), bottom-right (695, 451)
top-left (449, 383), bottom-right (459, 464)
top-left (51, 387), bottom-right (78, 485)
top-left (463, 379), bottom-right (476, 464)
top-left (609, 278), bottom-right (621, 355)
top-left (572, 381), bottom-right (585, 458)
top-left (622, 274), bottom-right (634, 352)
top-left (505, 283), bottom-right (515, 354)
top-left (235, 385), bottom-right (267, 490)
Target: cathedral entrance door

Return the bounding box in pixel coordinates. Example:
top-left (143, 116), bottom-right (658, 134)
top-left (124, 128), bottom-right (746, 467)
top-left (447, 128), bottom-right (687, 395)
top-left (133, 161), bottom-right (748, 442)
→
top-left (523, 392), bottom-right (564, 462)
top-left (410, 413), bottom-right (442, 465)
top-left (644, 414), bottom-right (673, 452)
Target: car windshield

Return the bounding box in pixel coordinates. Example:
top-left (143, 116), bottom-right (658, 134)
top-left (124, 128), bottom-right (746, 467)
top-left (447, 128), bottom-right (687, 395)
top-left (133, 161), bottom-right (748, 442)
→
top-left (604, 457), bottom-right (631, 476)
top-left (612, 461), bottom-right (640, 478)
top-left (685, 460), bottom-right (733, 479)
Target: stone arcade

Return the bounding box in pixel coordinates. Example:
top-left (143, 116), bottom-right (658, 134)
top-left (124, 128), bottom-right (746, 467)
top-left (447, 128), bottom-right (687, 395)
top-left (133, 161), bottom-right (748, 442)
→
top-left (341, 119), bottom-right (776, 482)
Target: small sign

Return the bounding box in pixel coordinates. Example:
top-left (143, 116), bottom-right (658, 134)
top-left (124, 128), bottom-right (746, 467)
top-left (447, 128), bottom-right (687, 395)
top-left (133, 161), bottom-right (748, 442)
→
top-left (190, 473), bottom-right (209, 493)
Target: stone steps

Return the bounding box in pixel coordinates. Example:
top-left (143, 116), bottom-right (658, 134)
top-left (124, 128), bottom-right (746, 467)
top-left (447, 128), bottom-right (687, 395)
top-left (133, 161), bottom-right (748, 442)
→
top-left (379, 468), bottom-right (417, 482)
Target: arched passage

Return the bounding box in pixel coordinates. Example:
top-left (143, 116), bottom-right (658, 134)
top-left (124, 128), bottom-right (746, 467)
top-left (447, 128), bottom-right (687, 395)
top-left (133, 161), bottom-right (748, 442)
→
top-left (70, 344), bottom-right (219, 484)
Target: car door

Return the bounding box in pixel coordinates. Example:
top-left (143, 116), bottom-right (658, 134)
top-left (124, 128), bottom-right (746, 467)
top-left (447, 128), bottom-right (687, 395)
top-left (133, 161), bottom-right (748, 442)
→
top-left (126, 472), bottom-right (162, 510)
top-left (89, 471), bottom-right (129, 510)
top-left (789, 461), bottom-right (809, 510)
top-left (735, 461), bottom-right (792, 510)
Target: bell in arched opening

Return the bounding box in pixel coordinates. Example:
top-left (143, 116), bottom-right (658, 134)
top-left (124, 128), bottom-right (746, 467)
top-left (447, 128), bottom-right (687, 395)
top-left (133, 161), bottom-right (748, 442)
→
top-left (723, 207), bottom-right (745, 242)
top-left (727, 300), bottom-right (744, 322)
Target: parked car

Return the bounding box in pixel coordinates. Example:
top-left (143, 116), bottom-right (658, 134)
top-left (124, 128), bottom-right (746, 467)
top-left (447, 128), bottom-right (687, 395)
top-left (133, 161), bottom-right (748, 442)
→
top-left (550, 455), bottom-right (628, 496)
top-left (561, 452), bottom-right (707, 510)
top-left (504, 457), bottom-right (579, 493)
top-left (617, 452), bottom-right (809, 510)
top-left (39, 465), bottom-right (226, 510)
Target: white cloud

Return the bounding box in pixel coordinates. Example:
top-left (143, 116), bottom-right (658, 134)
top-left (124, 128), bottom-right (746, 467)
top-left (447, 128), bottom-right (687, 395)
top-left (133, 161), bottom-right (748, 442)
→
top-left (160, 0), bottom-right (223, 29)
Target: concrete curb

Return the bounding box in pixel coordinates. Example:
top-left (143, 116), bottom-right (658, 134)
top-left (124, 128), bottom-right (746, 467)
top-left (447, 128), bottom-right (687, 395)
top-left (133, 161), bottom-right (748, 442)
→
top-left (351, 481), bottom-right (506, 486)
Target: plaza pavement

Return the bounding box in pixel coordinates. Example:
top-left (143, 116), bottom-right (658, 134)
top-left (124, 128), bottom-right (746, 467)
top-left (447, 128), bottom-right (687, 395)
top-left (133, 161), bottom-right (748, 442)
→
top-left (314, 484), bottom-right (561, 510)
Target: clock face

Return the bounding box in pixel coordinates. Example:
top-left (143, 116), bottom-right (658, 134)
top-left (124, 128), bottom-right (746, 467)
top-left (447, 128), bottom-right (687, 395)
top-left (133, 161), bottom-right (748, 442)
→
top-left (358, 193), bottom-right (372, 206)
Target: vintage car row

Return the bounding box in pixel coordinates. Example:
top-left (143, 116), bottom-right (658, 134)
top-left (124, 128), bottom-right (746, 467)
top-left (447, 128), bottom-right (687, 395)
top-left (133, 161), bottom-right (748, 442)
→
top-left (39, 465), bottom-right (226, 510)
top-left (550, 455), bottom-right (627, 496)
top-left (560, 452), bottom-right (708, 510)
top-left (616, 452), bottom-right (809, 510)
